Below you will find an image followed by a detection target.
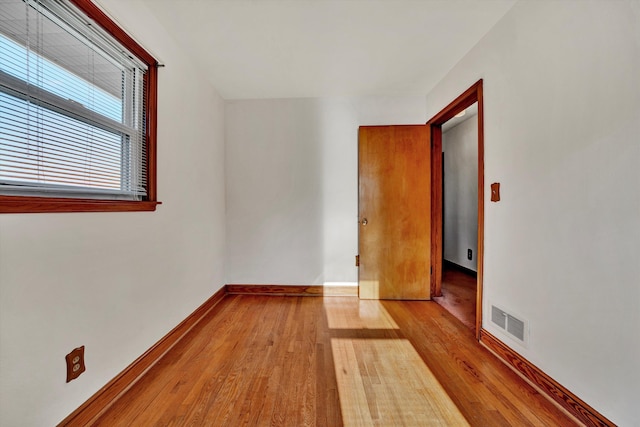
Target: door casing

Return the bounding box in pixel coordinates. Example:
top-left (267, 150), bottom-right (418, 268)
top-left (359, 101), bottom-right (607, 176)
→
top-left (356, 80), bottom-right (484, 334)
top-left (427, 80), bottom-right (484, 339)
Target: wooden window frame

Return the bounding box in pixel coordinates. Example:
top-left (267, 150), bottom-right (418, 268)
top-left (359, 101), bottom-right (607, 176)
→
top-left (0, 0), bottom-right (160, 214)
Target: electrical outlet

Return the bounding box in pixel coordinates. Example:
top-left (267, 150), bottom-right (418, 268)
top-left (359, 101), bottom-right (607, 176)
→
top-left (467, 249), bottom-right (473, 260)
top-left (65, 346), bottom-right (86, 383)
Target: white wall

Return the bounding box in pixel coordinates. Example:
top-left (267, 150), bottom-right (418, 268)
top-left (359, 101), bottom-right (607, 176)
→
top-left (225, 97), bottom-right (426, 285)
top-left (2, 0), bottom-right (636, 425)
top-left (443, 115), bottom-right (478, 271)
top-left (425, 1), bottom-right (640, 424)
top-left (0, 1), bottom-right (227, 425)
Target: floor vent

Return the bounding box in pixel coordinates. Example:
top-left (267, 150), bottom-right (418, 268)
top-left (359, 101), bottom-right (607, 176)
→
top-left (491, 305), bottom-right (527, 344)
top-left (491, 306), bottom-right (507, 328)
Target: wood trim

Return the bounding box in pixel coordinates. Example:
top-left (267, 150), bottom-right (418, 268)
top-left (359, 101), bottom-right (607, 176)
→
top-left (430, 125), bottom-right (443, 298)
top-left (2, 0), bottom-right (159, 214)
top-left (0, 196), bottom-right (160, 214)
top-left (427, 79), bottom-right (484, 339)
top-left (426, 80), bottom-right (482, 127)
top-left (480, 329), bottom-right (616, 427)
top-left (475, 82), bottom-right (485, 338)
top-left (68, 0), bottom-right (157, 65)
top-left (74, 0), bottom-right (159, 205)
top-left (57, 287), bottom-right (226, 426)
top-left (226, 284), bottom-right (358, 297)
top-left (145, 65), bottom-right (159, 202)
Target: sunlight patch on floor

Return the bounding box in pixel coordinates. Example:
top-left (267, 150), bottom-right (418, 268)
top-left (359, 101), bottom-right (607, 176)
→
top-left (323, 298), bottom-right (399, 330)
top-left (331, 338), bottom-right (469, 426)
top-left (321, 281), bottom-right (359, 297)
top-left (323, 282), bottom-right (358, 287)
top-left (358, 279), bottom-right (380, 299)
top-left (324, 298), bottom-right (468, 426)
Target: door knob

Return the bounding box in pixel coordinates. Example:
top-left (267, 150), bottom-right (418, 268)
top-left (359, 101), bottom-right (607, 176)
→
top-left (361, 218), bottom-right (368, 225)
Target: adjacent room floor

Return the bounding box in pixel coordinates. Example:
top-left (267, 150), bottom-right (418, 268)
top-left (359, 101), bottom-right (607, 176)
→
top-left (433, 265), bottom-right (477, 330)
top-left (94, 294), bottom-right (576, 426)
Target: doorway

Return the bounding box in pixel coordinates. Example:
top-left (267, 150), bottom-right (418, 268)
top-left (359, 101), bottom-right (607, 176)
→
top-left (435, 105), bottom-right (478, 330)
top-left (427, 80), bottom-right (484, 339)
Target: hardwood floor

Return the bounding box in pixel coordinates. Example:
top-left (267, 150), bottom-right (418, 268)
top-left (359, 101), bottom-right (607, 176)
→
top-left (94, 295), bottom-right (577, 426)
top-left (433, 266), bottom-right (477, 330)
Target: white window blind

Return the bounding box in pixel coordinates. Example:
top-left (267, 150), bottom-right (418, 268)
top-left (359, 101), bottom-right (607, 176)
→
top-left (0, 0), bottom-right (148, 200)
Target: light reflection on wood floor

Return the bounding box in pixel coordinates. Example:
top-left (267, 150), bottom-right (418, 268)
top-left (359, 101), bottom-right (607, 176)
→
top-left (327, 299), bottom-right (468, 425)
top-left (332, 338), bottom-right (469, 426)
top-left (93, 294), bottom-right (578, 426)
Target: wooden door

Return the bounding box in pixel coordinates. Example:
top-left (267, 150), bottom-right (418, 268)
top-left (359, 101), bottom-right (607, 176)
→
top-left (358, 125), bottom-right (431, 300)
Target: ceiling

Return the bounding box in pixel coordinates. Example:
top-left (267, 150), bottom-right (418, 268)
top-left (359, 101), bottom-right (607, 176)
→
top-left (136, 0), bottom-right (516, 100)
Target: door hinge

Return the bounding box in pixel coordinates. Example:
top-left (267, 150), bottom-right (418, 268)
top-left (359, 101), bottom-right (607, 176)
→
top-left (355, 255), bottom-right (360, 267)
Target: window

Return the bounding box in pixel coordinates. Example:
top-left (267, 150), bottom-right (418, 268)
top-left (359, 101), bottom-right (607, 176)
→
top-left (0, 0), bottom-right (158, 213)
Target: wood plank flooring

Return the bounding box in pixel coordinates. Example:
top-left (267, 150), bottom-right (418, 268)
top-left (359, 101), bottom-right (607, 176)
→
top-left (94, 295), bottom-right (577, 426)
top-left (433, 267), bottom-right (477, 330)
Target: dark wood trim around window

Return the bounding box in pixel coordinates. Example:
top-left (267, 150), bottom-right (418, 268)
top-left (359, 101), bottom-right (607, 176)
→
top-left (68, 0), bottom-right (157, 66)
top-left (0, 195), bottom-right (160, 213)
top-left (1, 0), bottom-right (159, 214)
top-left (145, 64), bottom-right (159, 202)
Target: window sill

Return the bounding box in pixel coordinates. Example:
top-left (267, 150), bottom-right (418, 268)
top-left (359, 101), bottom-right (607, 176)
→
top-left (0, 195), bottom-right (161, 213)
